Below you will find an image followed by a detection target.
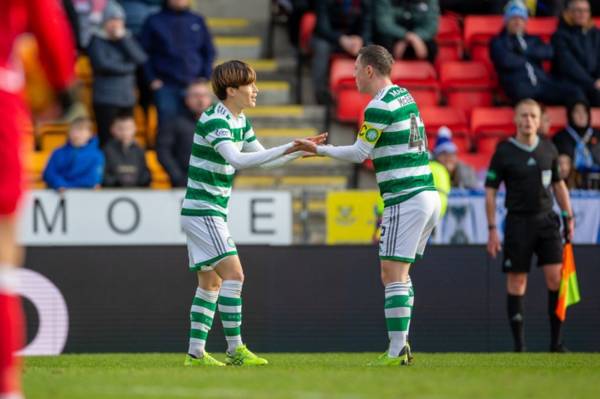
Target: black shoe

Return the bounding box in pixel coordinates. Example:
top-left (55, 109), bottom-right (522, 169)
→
top-left (550, 343), bottom-right (570, 353)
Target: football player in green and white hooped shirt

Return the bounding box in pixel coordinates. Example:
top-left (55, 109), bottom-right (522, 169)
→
top-left (299, 45), bottom-right (441, 366)
top-left (181, 60), bottom-right (323, 367)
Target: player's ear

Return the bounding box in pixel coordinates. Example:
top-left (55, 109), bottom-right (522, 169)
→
top-left (226, 86), bottom-right (237, 98)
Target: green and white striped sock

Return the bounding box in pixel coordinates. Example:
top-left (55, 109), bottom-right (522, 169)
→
top-left (385, 279), bottom-right (414, 357)
top-left (219, 280), bottom-right (243, 353)
top-left (188, 287), bottom-right (218, 357)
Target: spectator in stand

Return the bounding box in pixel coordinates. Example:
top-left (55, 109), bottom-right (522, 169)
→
top-left (490, 0), bottom-right (585, 106)
top-left (538, 105), bottom-right (552, 138)
top-left (433, 127), bottom-right (480, 189)
top-left (278, 0), bottom-right (316, 48)
top-left (71, 0), bottom-right (109, 50)
top-left (140, 0), bottom-right (216, 125)
top-left (156, 79), bottom-right (213, 187)
top-left (553, 100), bottom-right (600, 188)
top-left (558, 153), bottom-right (577, 189)
top-left (373, 0), bottom-right (440, 63)
top-left (552, 0), bottom-right (600, 106)
top-left (43, 117), bottom-right (104, 190)
top-left (88, 1), bottom-right (148, 147)
top-left (103, 113), bottom-right (151, 187)
top-left (311, 0), bottom-right (372, 104)
top-left (117, 0), bottom-right (163, 36)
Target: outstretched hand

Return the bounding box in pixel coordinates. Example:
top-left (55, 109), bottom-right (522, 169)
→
top-left (287, 138), bottom-right (318, 154)
top-left (284, 133), bottom-right (327, 155)
top-left (306, 132), bottom-right (328, 145)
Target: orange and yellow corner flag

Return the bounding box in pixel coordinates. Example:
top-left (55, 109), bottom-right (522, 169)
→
top-left (555, 242), bottom-right (581, 321)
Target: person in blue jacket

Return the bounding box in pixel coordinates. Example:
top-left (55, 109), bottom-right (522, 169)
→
top-left (551, 0), bottom-right (600, 106)
top-left (490, 0), bottom-right (584, 106)
top-left (43, 117), bottom-right (105, 191)
top-left (139, 0), bottom-right (216, 126)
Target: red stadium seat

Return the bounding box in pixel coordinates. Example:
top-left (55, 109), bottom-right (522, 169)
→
top-left (435, 15), bottom-right (463, 69)
top-left (437, 15), bottom-right (462, 46)
top-left (464, 15), bottom-right (503, 61)
top-left (329, 58), bottom-right (356, 93)
top-left (594, 18), bottom-right (600, 28)
top-left (391, 61), bottom-right (440, 106)
top-left (544, 106), bottom-right (567, 136)
top-left (440, 61), bottom-right (495, 113)
top-left (336, 89), bottom-right (371, 123)
top-left (420, 106), bottom-right (471, 152)
top-left (526, 17), bottom-right (558, 43)
top-left (470, 107), bottom-right (515, 154)
top-left (299, 12), bottom-right (316, 54)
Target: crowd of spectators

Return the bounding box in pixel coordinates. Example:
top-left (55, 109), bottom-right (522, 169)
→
top-left (47, 0), bottom-right (216, 189)
top-left (44, 0), bottom-right (600, 192)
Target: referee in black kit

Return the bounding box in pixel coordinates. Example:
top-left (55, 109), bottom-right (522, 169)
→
top-left (485, 99), bottom-right (575, 352)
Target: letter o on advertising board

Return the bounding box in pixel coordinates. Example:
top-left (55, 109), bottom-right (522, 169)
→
top-left (107, 197), bottom-right (140, 235)
top-left (16, 269), bottom-right (69, 356)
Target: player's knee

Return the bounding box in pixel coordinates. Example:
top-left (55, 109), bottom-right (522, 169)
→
top-left (225, 270), bottom-right (244, 283)
top-left (507, 275), bottom-right (527, 294)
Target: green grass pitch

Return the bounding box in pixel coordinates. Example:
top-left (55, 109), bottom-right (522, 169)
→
top-left (25, 353), bottom-right (600, 399)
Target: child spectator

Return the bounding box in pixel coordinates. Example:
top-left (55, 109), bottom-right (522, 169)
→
top-left (88, 1), bottom-right (147, 146)
top-left (103, 113), bottom-right (151, 187)
top-left (433, 127), bottom-right (480, 189)
top-left (43, 117), bottom-right (104, 190)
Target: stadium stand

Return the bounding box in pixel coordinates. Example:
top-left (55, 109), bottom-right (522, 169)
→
top-left (23, 1), bottom-right (600, 243)
top-left (434, 14), bottom-right (463, 70)
top-left (440, 61), bottom-right (495, 114)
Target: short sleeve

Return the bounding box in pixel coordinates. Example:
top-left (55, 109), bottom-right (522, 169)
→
top-left (198, 117), bottom-right (233, 148)
top-left (485, 147), bottom-right (505, 189)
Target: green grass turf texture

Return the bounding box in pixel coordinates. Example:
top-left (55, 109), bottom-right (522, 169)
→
top-left (25, 353), bottom-right (600, 399)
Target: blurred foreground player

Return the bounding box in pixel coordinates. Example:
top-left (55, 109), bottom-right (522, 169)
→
top-left (0, 1), bottom-right (75, 398)
top-left (485, 99), bottom-right (574, 352)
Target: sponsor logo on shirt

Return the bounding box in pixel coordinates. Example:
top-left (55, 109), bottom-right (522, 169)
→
top-left (215, 129), bottom-right (232, 138)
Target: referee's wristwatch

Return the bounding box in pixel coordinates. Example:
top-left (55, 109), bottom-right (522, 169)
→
top-left (488, 225), bottom-right (497, 231)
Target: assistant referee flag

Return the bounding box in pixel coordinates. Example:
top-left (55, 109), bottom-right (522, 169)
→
top-left (555, 242), bottom-right (581, 321)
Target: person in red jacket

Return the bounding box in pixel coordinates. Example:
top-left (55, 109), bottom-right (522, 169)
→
top-left (0, 1), bottom-right (75, 398)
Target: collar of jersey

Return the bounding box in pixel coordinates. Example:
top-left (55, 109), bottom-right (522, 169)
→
top-left (375, 84), bottom-right (397, 100)
top-left (216, 102), bottom-right (241, 121)
top-left (509, 136), bottom-right (539, 152)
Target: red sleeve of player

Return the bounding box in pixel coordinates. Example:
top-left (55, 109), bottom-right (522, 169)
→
top-left (25, 0), bottom-right (76, 90)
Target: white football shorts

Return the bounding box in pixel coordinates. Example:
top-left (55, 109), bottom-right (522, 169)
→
top-left (379, 190), bottom-right (441, 263)
top-left (181, 215), bottom-right (238, 272)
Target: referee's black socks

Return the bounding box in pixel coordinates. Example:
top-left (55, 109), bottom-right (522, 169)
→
top-left (548, 290), bottom-right (563, 351)
top-left (507, 294), bottom-right (525, 352)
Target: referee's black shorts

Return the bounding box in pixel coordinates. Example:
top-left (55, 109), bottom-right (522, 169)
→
top-left (502, 211), bottom-right (563, 273)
